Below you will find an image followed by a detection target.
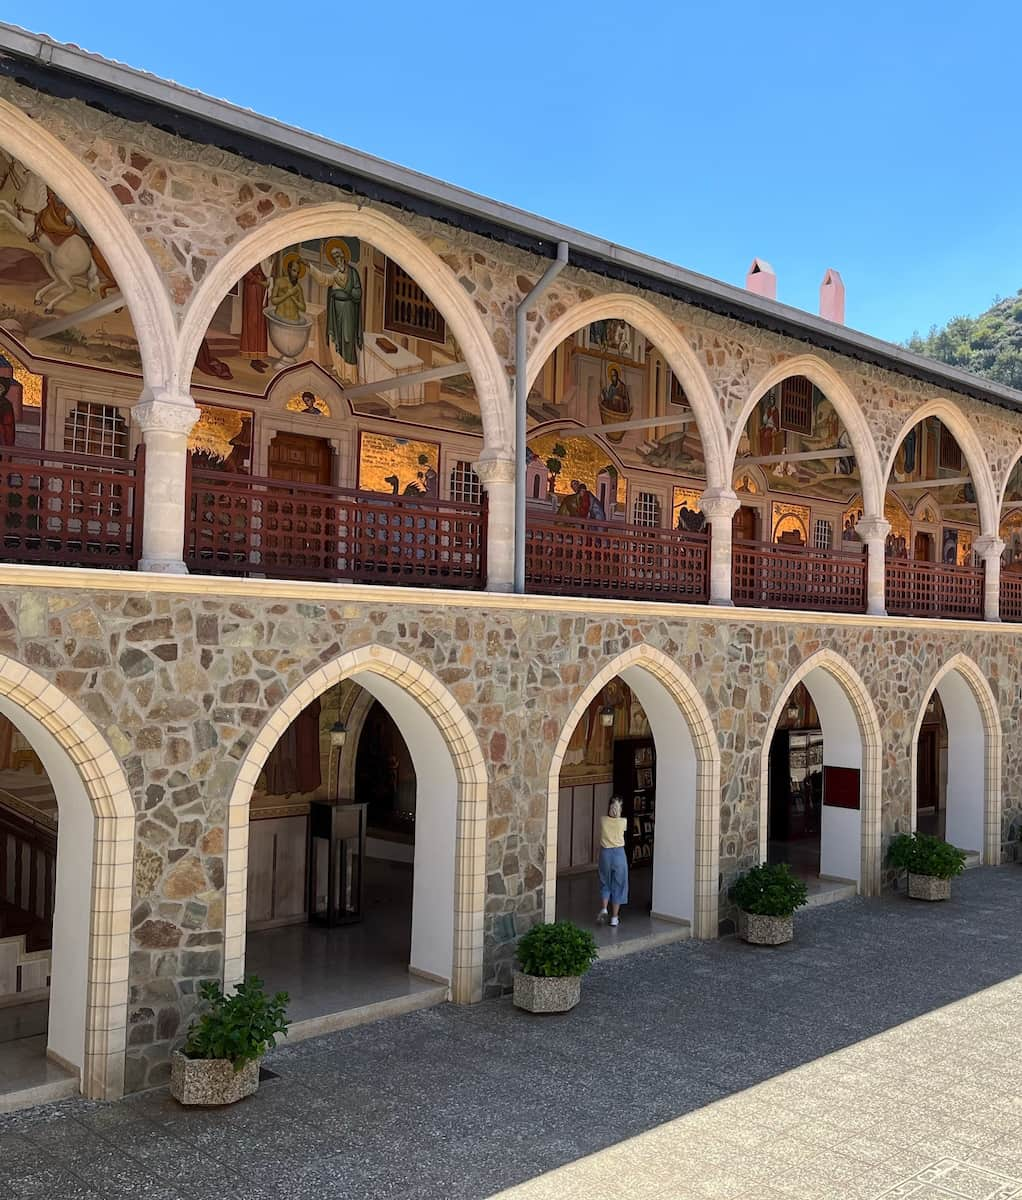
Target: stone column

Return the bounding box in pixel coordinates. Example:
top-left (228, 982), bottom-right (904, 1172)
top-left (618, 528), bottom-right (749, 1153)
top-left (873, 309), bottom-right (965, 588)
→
top-left (699, 489), bottom-right (740, 607)
top-left (854, 516), bottom-right (891, 617)
top-left (132, 392), bottom-right (199, 574)
top-left (973, 534), bottom-right (1006, 622)
top-left (473, 453), bottom-right (515, 593)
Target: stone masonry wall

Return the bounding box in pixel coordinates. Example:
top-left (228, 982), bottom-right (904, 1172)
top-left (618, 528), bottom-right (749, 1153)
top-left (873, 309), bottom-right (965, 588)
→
top-left (0, 582), bottom-right (1020, 1090)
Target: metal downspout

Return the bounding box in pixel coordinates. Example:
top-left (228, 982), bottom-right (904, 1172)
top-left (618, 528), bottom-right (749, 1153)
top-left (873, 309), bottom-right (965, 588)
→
top-left (514, 241), bottom-right (570, 593)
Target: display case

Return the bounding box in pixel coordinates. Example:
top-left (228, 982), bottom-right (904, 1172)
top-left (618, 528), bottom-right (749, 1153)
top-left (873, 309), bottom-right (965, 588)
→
top-left (613, 737), bottom-right (656, 867)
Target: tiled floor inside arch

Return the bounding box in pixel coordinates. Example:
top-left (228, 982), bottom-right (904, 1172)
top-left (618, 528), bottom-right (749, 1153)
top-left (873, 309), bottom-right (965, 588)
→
top-left (2, 869), bottom-right (1022, 1198)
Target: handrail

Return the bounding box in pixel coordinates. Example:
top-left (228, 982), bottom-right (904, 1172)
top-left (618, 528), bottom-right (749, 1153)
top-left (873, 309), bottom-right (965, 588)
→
top-left (885, 556), bottom-right (984, 619)
top-left (732, 537), bottom-right (867, 613)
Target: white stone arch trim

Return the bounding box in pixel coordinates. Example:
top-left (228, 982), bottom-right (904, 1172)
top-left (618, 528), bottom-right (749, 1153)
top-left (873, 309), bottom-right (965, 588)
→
top-left (177, 203), bottom-right (511, 453)
top-left (730, 355), bottom-right (885, 519)
top-left (0, 97), bottom-right (176, 393)
top-left (0, 655), bottom-right (133, 1101)
top-left (525, 293), bottom-right (729, 491)
top-left (223, 645), bottom-right (488, 1003)
top-left (909, 653), bottom-right (1002, 864)
top-left (996, 443), bottom-right (1022, 513)
top-left (544, 644), bottom-right (721, 939)
top-left (756, 649), bottom-right (884, 895)
top-left (883, 399), bottom-right (999, 537)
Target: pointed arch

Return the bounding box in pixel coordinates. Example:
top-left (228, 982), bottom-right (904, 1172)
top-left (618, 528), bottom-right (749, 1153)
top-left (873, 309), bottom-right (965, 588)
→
top-left (884, 399), bottom-right (998, 537)
top-left (909, 653), bottom-right (1001, 864)
top-left (757, 649), bottom-right (883, 895)
top-left (996, 444), bottom-right (1022, 513)
top-left (731, 355), bottom-right (884, 519)
top-left (525, 293), bottom-right (729, 492)
top-left (0, 97), bottom-right (176, 392)
top-left (178, 204), bottom-right (511, 454)
top-left (0, 655), bottom-right (134, 1101)
top-left (224, 645), bottom-right (488, 1003)
top-left (545, 643), bottom-right (720, 938)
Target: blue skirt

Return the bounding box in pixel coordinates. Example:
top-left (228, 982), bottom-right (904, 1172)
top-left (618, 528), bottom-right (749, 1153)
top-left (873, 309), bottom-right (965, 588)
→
top-left (598, 846), bottom-right (629, 905)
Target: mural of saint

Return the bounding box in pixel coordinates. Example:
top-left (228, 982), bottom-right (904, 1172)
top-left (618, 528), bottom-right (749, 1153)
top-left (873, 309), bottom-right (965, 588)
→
top-left (0, 377), bottom-right (18, 447)
top-left (309, 240), bottom-right (363, 377)
top-left (271, 255), bottom-right (307, 322)
top-left (557, 479), bottom-right (606, 520)
top-left (598, 364), bottom-right (632, 442)
top-left (239, 262), bottom-right (270, 369)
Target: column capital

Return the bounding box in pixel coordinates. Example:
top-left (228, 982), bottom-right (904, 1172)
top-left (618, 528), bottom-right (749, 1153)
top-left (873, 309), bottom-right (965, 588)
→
top-left (855, 515), bottom-right (890, 543)
top-left (699, 488), bottom-right (740, 522)
top-left (132, 392), bottom-right (199, 437)
top-left (973, 534), bottom-right (1006, 561)
top-left (473, 453), bottom-right (515, 487)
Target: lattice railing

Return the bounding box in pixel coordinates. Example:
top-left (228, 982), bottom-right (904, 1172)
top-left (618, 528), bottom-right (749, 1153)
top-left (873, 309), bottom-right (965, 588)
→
top-left (525, 514), bottom-right (709, 603)
top-left (1001, 571), bottom-right (1022, 623)
top-left (885, 558), bottom-right (984, 619)
top-left (732, 539), bottom-right (866, 613)
top-left (0, 444), bottom-right (144, 569)
top-left (185, 468), bottom-right (486, 589)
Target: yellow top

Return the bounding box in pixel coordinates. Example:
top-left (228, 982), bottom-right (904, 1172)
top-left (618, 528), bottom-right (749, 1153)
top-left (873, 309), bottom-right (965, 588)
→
top-left (600, 816), bottom-right (627, 849)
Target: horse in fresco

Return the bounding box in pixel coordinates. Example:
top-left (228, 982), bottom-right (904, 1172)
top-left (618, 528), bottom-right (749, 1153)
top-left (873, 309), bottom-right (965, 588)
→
top-left (0, 156), bottom-right (116, 313)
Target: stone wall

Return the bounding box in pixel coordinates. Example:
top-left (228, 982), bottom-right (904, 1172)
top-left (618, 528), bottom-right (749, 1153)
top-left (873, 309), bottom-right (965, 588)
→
top-left (1, 577), bottom-right (1020, 1090)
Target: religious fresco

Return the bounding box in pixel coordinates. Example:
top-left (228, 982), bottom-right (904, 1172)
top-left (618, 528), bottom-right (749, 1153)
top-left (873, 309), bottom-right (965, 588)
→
top-left (187, 404), bottom-right (253, 473)
top-left (771, 501), bottom-right (811, 544)
top-left (671, 486), bottom-right (705, 532)
top-left (560, 678), bottom-right (649, 782)
top-left (285, 391), bottom-right (331, 416)
top-left (196, 237), bottom-right (481, 433)
top-left (357, 432), bottom-right (439, 496)
top-left (526, 431), bottom-right (626, 513)
top-left (1002, 509), bottom-right (1022, 567)
top-left (0, 151), bottom-right (140, 373)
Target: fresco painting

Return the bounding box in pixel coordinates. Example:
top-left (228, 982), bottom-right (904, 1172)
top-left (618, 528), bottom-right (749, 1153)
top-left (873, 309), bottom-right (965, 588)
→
top-left (357, 432), bottom-right (439, 497)
top-left (187, 404), bottom-right (253, 473)
top-left (526, 431), bottom-right (626, 511)
top-left (771, 501), bottom-right (811, 545)
top-left (671, 486), bottom-right (706, 532)
top-left (560, 678), bottom-right (649, 781)
top-left (285, 391), bottom-right (331, 416)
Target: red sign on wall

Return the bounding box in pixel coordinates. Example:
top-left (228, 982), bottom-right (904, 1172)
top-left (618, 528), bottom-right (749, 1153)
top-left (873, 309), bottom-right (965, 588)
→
top-left (823, 766), bottom-right (860, 810)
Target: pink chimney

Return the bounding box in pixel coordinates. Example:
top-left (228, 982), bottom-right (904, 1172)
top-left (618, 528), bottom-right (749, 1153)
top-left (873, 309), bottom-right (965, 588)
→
top-left (819, 269), bottom-right (845, 324)
top-left (745, 258), bottom-right (776, 300)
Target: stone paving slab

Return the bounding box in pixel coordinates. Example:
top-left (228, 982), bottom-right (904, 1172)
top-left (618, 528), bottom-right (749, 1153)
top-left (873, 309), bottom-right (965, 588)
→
top-left (2, 868), bottom-right (1022, 1198)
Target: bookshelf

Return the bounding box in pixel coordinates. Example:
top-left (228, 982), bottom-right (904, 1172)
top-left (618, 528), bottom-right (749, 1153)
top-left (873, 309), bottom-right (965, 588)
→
top-left (613, 737), bottom-right (656, 867)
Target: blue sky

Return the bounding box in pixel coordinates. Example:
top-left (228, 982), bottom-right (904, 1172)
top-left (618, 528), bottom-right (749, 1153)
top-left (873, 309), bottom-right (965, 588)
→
top-left (6, 1), bottom-right (1020, 343)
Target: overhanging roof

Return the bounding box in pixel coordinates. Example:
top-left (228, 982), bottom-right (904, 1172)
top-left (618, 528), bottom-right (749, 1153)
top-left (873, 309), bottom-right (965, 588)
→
top-left (0, 21), bottom-right (1019, 418)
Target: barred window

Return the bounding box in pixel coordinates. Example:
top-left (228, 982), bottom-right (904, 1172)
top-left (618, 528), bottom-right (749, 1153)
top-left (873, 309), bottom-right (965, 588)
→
top-left (385, 260), bottom-right (446, 343)
top-left (449, 460), bottom-right (481, 505)
top-left (632, 492), bottom-right (661, 527)
top-left (63, 403), bottom-right (129, 458)
top-left (779, 376), bottom-right (814, 436)
top-left (813, 519), bottom-right (833, 551)
top-left (938, 421), bottom-right (963, 472)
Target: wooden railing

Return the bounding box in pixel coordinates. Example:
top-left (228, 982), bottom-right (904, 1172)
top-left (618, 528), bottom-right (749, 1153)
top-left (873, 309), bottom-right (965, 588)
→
top-left (885, 558), bottom-right (984, 619)
top-left (0, 444), bottom-right (144, 569)
top-left (525, 514), bottom-right (709, 603)
top-left (0, 803), bottom-right (56, 954)
top-left (185, 467), bottom-right (487, 589)
top-left (732, 539), bottom-right (866, 613)
top-left (1001, 570), bottom-right (1022, 622)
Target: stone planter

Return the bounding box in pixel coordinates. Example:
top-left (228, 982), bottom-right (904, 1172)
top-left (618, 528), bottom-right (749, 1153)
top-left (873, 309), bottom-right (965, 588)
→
top-left (170, 1051), bottom-right (260, 1106)
top-left (907, 873), bottom-right (952, 902)
top-left (512, 971), bottom-right (582, 1013)
top-left (739, 910), bottom-right (794, 946)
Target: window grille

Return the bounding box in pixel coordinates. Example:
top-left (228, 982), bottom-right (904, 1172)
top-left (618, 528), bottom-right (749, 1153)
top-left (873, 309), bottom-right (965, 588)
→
top-left (63, 403), bottom-right (129, 458)
top-left (385, 260), bottom-right (446, 343)
top-left (779, 376), bottom-right (814, 436)
top-left (938, 421), bottom-right (963, 472)
top-left (813, 519), bottom-right (833, 550)
top-left (449, 461), bottom-right (481, 504)
top-left (632, 492), bottom-right (661, 527)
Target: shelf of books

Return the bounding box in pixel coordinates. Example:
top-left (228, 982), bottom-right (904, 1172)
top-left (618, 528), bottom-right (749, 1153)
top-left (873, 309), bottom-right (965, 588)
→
top-left (613, 736), bottom-right (656, 868)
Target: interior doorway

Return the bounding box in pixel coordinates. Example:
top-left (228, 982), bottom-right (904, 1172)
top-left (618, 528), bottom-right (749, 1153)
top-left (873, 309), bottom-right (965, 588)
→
top-left (767, 684), bottom-right (822, 878)
top-left (268, 431), bottom-right (333, 485)
top-left (915, 693), bottom-right (946, 840)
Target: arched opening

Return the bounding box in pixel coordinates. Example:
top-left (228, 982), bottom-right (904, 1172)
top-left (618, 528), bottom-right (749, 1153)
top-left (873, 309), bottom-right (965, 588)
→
top-left (182, 228), bottom-right (494, 589)
top-left (732, 372), bottom-right (868, 612)
top-left (999, 455), bottom-right (1022, 621)
top-left (523, 311), bottom-right (718, 604)
top-left (548, 650), bottom-right (720, 946)
top-left (883, 409), bottom-right (992, 619)
top-left (912, 661), bottom-right (1000, 861)
top-left (761, 656), bottom-right (882, 899)
top-left (225, 649), bottom-right (487, 1023)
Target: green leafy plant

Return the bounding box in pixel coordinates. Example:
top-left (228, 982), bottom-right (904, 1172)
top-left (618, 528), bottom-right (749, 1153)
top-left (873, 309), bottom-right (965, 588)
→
top-left (887, 832), bottom-right (967, 880)
top-left (516, 920), bottom-right (597, 978)
top-left (182, 976), bottom-right (289, 1071)
top-left (730, 863), bottom-right (809, 917)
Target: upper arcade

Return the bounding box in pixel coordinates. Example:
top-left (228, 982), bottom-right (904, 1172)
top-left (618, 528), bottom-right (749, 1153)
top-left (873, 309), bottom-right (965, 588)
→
top-left (0, 24), bottom-right (1019, 622)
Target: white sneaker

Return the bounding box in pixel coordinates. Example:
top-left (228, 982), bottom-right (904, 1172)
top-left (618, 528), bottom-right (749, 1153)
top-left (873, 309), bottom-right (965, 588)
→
top-left (610, 916), bottom-right (619, 927)
top-left (597, 909), bottom-right (608, 923)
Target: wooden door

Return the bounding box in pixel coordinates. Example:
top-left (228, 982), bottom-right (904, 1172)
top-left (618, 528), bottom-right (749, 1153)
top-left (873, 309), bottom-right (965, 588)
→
top-left (733, 505), bottom-right (758, 541)
top-left (268, 433), bottom-right (332, 486)
top-left (914, 532), bottom-right (933, 562)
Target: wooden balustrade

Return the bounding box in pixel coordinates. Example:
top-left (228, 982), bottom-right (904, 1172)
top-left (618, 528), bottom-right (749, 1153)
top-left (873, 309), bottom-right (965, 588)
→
top-left (0, 444), bottom-right (144, 569)
top-left (732, 539), bottom-right (866, 613)
top-left (0, 802), bottom-right (56, 954)
top-left (1001, 569), bottom-right (1022, 623)
top-left (185, 467), bottom-right (487, 589)
top-left (885, 557), bottom-right (984, 619)
top-left (524, 514), bottom-right (709, 603)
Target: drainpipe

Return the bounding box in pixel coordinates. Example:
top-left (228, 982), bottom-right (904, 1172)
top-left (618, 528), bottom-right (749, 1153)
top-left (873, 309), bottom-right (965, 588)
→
top-left (515, 241), bottom-right (570, 593)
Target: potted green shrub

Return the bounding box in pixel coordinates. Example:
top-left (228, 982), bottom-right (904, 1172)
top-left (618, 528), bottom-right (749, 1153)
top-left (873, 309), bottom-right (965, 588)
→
top-left (513, 920), bottom-right (598, 1013)
top-left (887, 832), bottom-right (967, 901)
top-left (730, 862), bottom-right (809, 945)
top-left (170, 975), bottom-right (289, 1106)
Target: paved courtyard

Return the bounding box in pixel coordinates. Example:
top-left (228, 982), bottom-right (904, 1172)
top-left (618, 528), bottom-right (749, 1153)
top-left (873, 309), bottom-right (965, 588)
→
top-left (2, 868), bottom-right (1022, 1199)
